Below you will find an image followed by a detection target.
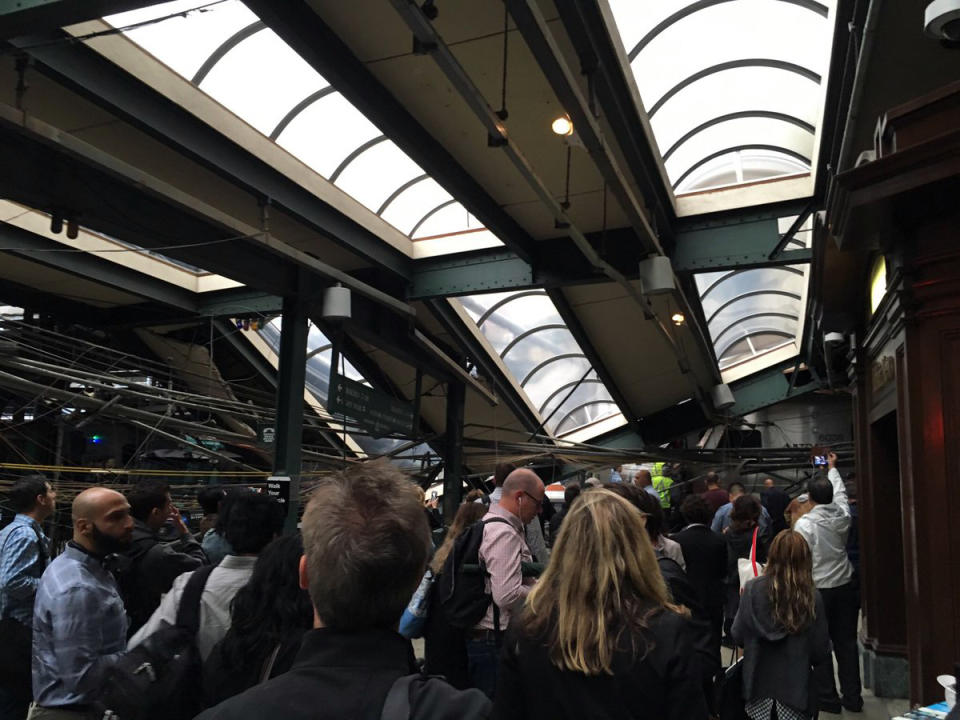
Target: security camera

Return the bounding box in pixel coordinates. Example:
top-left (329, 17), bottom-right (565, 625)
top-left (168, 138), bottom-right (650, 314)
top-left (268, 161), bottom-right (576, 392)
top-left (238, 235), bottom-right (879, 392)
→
top-left (925, 0), bottom-right (960, 42)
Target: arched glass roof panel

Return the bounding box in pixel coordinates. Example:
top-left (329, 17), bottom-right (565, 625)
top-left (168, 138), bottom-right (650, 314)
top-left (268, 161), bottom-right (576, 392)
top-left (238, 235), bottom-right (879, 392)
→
top-left (700, 265), bottom-right (807, 315)
top-left (275, 93), bottom-right (381, 179)
top-left (633, 3), bottom-right (828, 106)
top-left (651, 70), bottom-right (820, 154)
top-left (664, 117), bottom-right (814, 186)
top-left (379, 178), bottom-right (453, 237)
top-left (555, 402), bottom-right (621, 436)
top-left (411, 202), bottom-right (472, 239)
top-left (605, 0), bottom-right (835, 196)
top-left (694, 212), bottom-right (812, 373)
top-left (109, 1), bottom-right (257, 79)
top-left (333, 140), bottom-right (425, 217)
top-left (676, 150), bottom-right (810, 193)
top-left (199, 29), bottom-right (327, 136)
top-left (104, 1), bottom-right (499, 252)
top-left (456, 292), bottom-right (623, 437)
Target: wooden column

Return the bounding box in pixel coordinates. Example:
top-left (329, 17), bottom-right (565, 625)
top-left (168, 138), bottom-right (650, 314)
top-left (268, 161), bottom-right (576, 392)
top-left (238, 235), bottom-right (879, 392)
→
top-left (828, 80), bottom-right (960, 704)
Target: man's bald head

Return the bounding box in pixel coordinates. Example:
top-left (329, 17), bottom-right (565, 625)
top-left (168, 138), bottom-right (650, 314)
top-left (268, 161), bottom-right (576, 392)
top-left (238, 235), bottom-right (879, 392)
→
top-left (763, 478), bottom-right (775, 489)
top-left (499, 468), bottom-right (544, 525)
top-left (72, 487), bottom-right (133, 553)
top-left (634, 469), bottom-right (652, 488)
top-left (501, 468), bottom-right (542, 495)
top-left (73, 487), bottom-right (125, 521)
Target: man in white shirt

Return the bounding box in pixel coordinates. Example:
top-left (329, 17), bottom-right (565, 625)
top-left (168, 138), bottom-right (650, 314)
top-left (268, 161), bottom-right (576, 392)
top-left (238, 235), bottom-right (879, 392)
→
top-left (129, 491), bottom-right (283, 660)
top-left (794, 451), bottom-right (862, 713)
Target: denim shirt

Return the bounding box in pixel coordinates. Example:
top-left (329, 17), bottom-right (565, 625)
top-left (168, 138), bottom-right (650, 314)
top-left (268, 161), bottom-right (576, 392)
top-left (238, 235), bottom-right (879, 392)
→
top-left (33, 543), bottom-right (128, 706)
top-left (0, 513), bottom-right (49, 628)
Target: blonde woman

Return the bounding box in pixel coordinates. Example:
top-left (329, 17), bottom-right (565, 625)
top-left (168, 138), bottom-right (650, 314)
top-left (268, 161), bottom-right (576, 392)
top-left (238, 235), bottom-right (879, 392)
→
top-left (493, 489), bottom-right (708, 720)
top-left (731, 530), bottom-right (830, 720)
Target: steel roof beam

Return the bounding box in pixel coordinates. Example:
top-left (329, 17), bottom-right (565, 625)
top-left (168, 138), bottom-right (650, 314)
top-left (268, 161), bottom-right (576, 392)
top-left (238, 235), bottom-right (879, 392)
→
top-left (15, 35), bottom-right (412, 279)
top-left (673, 215), bottom-right (813, 272)
top-left (0, 220), bottom-right (199, 312)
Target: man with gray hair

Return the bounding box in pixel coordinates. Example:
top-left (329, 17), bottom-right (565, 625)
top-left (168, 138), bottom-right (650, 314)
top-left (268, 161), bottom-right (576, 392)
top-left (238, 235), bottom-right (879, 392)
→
top-left (196, 461), bottom-right (489, 720)
top-left (468, 468), bottom-right (544, 698)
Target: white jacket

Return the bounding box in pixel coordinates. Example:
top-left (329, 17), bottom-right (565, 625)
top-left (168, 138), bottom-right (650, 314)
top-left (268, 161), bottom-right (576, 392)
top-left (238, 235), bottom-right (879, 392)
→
top-left (794, 468), bottom-right (854, 589)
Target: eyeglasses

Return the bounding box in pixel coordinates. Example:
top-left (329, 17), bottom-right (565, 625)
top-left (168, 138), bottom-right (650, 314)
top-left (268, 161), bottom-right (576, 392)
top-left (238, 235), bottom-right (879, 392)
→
top-left (521, 491), bottom-right (543, 509)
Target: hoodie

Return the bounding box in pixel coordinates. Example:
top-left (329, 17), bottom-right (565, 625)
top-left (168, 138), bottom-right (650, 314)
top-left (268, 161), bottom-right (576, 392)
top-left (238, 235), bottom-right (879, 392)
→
top-left (794, 468), bottom-right (854, 589)
top-left (731, 575), bottom-right (831, 716)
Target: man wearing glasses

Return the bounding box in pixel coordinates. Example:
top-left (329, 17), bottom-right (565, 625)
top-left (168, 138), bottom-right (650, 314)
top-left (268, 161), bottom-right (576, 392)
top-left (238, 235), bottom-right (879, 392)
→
top-left (469, 468), bottom-right (545, 698)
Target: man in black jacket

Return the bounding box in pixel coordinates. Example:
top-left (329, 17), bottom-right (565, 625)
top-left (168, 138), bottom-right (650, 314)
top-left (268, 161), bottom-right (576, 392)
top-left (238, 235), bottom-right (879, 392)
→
top-left (195, 461), bottom-right (489, 720)
top-left (119, 478), bottom-right (207, 635)
top-left (671, 495), bottom-right (728, 665)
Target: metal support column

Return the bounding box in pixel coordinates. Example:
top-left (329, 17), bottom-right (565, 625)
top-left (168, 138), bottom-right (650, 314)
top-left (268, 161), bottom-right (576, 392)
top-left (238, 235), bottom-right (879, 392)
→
top-left (274, 293), bottom-right (309, 532)
top-left (443, 380), bottom-right (466, 524)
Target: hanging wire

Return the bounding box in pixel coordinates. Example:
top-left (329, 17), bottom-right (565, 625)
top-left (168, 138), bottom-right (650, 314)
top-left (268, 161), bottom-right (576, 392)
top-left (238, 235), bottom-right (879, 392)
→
top-left (496, 4), bottom-right (510, 121)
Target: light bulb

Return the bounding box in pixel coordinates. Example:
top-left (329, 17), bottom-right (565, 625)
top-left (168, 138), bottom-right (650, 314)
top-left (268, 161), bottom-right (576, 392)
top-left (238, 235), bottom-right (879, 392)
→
top-left (671, 312), bottom-right (686, 326)
top-left (551, 115), bottom-right (573, 136)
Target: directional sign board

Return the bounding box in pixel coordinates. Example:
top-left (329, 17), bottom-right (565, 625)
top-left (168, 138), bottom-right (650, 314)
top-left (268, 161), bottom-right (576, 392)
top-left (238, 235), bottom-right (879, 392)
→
top-left (328, 372), bottom-right (415, 438)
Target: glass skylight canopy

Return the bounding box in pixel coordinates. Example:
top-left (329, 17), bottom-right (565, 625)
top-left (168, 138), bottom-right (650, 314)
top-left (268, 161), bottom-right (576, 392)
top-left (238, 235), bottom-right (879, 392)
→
top-left (105, 1), bottom-right (500, 250)
top-left (694, 216), bottom-right (811, 375)
top-left (606, 0), bottom-right (835, 194)
top-left (458, 292), bottom-right (623, 437)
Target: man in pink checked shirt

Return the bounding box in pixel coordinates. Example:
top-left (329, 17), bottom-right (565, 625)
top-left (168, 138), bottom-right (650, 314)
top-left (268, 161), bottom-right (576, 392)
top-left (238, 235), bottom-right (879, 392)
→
top-left (467, 468), bottom-right (544, 698)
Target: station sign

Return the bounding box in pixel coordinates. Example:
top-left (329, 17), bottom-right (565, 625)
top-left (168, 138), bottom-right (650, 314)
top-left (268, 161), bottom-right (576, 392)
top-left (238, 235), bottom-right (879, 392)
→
top-left (328, 372), bottom-right (415, 438)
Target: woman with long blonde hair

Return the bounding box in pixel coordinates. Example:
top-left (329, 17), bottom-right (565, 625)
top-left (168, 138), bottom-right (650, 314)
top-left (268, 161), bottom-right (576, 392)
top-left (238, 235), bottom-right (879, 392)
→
top-left (492, 489), bottom-right (708, 720)
top-left (731, 530), bottom-right (831, 720)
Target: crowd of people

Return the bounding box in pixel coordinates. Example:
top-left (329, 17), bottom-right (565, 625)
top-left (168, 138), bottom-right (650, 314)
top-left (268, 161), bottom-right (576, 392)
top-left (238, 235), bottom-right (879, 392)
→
top-left (0, 452), bottom-right (866, 720)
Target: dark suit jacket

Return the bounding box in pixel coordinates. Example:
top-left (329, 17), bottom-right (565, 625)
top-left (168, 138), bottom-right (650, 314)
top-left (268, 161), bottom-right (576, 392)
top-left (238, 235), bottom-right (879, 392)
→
top-left (670, 524), bottom-right (728, 615)
top-left (494, 608), bottom-right (709, 720)
top-left (196, 628), bottom-right (489, 720)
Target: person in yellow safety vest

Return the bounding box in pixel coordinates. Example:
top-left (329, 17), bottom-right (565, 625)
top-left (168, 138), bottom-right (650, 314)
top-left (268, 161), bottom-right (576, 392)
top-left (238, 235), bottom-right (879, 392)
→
top-left (651, 462), bottom-right (673, 509)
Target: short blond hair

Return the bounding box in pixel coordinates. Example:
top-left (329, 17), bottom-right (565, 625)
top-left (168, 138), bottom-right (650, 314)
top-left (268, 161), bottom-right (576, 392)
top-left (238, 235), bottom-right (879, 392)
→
top-left (301, 460), bottom-right (430, 630)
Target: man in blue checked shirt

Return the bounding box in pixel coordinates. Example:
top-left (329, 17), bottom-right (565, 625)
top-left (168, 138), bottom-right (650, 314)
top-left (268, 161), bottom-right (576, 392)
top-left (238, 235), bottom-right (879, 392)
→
top-left (30, 487), bottom-right (134, 720)
top-left (0, 475), bottom-right (55, 720)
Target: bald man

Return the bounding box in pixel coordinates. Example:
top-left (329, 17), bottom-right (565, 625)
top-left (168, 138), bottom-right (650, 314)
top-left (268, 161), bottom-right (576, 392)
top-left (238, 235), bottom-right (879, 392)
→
top-left (633, 469), bottom-right (660, 499)
top-left (468, 468), bottom-right (544, 698)
top-left (30, 488), bottom-right (134, 719)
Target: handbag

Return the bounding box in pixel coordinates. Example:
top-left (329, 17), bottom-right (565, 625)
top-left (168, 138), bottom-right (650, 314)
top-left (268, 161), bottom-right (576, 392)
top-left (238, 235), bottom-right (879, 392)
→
top-left (714, 649), bottom-right (749, 720)
top-left (737, 527), bottom-right (764, 593)
top-left (398, 568), bottom-right (434, 639)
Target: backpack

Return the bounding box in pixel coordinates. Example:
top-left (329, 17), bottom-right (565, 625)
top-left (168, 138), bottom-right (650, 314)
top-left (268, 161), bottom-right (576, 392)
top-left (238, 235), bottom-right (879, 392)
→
top-left (380, 673), bottom-right (490, 720)
top-left (94, 564), bottom-right (216, 720)
top-left (114, 535), bottom-right (157, 636)
top-left (435, 517), bottom-right (513, 631)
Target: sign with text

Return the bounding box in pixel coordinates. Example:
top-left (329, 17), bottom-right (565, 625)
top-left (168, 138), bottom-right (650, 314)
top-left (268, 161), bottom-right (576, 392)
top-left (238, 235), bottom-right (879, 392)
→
top-left (328, 372), bottom-right (415, 438)
top-left (266, 475), bottom-right (291, 507)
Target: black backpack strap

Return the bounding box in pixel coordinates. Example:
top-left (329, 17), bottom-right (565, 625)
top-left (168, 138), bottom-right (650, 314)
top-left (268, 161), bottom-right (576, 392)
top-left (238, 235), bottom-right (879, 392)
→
top-left (380, 674), bottom-right (415, 720)
top-left (480, 516), bottom-right (516, 637)
top-left (175, 564), bottom-right (216, 633)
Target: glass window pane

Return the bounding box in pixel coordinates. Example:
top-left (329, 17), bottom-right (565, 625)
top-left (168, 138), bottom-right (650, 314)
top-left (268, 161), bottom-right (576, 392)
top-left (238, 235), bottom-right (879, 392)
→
top-left (380, 178), bottom-right (453, 237)
top-left (334, 141), bottom-right (425, 217)
top-left (199, 29), bottom-right (328, 135)
top-left (106, 1), bottom-right (259, 80)
top-left (456, 292), bottom-right (620, 437)
top-left (665, 117), bottom-right (814, 185)
top-left (275, 93), bottom-right (381, 179)
top-left (630, 2), bottom-right (828, 107)
top-left (411, 202), bottom-right (473, 239)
